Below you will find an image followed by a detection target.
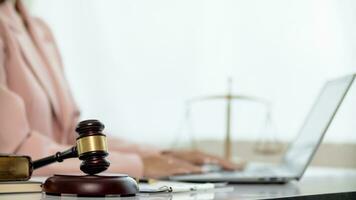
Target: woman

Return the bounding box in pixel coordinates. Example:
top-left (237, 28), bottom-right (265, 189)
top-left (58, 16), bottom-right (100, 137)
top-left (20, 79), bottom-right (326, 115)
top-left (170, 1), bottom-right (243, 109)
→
top-left (0, 0), bottom-right (242, 178)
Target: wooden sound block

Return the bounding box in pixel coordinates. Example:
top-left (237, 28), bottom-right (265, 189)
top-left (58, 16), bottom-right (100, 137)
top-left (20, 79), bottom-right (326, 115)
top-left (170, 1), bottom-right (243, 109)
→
top-left (43, 174), bottom-right (139, 197)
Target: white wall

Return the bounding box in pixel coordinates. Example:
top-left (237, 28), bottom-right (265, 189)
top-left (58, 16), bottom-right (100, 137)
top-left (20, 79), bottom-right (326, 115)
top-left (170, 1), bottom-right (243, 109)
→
top-left (30, 0), bottom-right (356, 147)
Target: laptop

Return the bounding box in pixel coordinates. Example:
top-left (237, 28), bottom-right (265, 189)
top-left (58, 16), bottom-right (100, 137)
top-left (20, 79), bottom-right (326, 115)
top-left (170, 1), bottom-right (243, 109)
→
top-left (169, 74), bottom-right (355, 183)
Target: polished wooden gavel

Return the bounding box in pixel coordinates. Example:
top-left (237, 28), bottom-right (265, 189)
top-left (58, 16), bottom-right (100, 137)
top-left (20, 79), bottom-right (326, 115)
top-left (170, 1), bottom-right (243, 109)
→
top-left (0, 119), bottom-right (110, 181)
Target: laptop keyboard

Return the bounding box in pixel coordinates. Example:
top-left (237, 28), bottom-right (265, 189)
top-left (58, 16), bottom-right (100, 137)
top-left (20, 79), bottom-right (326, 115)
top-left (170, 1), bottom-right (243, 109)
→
top-left (202, 163), bottom-right (277, 176)
top-left (195, 164), bottom-right (291, 179)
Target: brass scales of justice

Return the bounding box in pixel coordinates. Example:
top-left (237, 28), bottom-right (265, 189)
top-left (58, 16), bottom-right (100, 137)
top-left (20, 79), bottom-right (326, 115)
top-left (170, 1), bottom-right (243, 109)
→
top-left (181, 78), bottom-right (282, 160)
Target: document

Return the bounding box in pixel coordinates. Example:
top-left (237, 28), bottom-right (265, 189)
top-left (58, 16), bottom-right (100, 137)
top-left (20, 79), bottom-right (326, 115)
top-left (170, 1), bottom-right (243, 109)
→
top-left (139, 181), bottom-right (218, 193)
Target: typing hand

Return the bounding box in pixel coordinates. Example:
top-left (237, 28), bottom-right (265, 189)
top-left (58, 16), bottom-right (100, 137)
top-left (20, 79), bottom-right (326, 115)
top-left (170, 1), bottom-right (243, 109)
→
top-left (162, 150), bottom-right (245, 171)
top-left (142, 154), bottom-right (202, 178)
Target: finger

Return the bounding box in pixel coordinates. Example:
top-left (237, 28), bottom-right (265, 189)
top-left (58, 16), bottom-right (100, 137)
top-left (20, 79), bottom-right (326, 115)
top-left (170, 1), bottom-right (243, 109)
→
top-left (170, 166), bottom-right (202, 175)
top-left (198, 153), bottom-right (246, 170)
top-left (176, 151), bottom-right (211, 165)
top-left (176, 162), bottom-right (202, 173)
top-left (216, 158), bottom-right (246, 170)
top-left (163, 150), bottom-right (202, 164)
top-left (168, 160), bottom-right (203, 175)
top-left (164, 150), bottom-right (245, 171)
top-left (170, 167), bottom-right (198, 175)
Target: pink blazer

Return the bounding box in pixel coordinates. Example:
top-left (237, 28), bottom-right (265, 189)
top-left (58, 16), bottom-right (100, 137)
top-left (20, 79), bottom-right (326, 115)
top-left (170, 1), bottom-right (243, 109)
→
top-left (0, 1), bottom-right (158, 177)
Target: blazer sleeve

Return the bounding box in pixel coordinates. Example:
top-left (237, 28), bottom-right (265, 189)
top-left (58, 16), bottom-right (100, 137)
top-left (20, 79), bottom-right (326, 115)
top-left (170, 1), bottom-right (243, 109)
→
top-left (108, 137), bottom-right (161, 157)
top-left (0, 38), bottom-right (144, 178)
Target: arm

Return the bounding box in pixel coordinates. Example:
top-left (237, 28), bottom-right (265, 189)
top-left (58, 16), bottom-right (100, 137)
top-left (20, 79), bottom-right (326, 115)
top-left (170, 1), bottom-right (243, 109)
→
top-left (108, 137), bottom-right (161, 157)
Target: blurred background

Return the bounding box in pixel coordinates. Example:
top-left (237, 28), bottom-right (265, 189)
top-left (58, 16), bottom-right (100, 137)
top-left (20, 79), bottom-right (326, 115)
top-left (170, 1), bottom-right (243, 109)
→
top-left (27, 0), bottom-right (356, 166)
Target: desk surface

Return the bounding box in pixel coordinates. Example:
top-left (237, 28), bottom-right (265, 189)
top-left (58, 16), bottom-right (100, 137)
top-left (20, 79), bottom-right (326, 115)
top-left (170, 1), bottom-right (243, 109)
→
top-left (1, 167), bottom-right (356, 200)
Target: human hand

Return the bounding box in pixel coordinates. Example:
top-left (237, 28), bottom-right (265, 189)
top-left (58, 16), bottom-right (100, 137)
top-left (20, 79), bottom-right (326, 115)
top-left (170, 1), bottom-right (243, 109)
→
top-left (162, 150), bottom-right (245, 171)
top-left (142, 154), bottom-right (202, 178)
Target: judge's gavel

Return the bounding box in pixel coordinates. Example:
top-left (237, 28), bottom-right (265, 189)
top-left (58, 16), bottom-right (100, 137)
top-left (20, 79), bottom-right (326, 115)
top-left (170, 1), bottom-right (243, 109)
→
top-left (0, 119), bottom-right (110, 181)
top-left (0, 119), bottom-right (139, 196)
top-left (33, 119), bottom-right (110, 175)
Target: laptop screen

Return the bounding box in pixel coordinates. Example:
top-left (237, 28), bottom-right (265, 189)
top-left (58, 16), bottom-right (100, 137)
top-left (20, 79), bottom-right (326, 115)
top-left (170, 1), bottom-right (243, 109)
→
top-left (282, 75), bottom-right (354, 177)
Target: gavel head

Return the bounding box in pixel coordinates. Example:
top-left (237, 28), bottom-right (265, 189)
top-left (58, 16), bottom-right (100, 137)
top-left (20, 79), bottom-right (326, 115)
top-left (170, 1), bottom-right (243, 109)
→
top-left (75, 119), bottom-right (110, 175)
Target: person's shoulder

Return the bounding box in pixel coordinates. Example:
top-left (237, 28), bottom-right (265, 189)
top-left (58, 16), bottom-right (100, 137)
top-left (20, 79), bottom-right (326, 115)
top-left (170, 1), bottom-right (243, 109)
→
top-left (32, 17), bottom-right (52, 34)
top-left (32, 17), bottom-right (57, 42)
top-left (32, 17), bottom-right (47, 26)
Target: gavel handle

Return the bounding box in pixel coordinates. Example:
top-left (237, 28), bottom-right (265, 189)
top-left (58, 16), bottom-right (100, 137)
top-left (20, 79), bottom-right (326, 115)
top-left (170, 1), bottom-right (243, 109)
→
top-left (32, 146), bottom-right (78, 170)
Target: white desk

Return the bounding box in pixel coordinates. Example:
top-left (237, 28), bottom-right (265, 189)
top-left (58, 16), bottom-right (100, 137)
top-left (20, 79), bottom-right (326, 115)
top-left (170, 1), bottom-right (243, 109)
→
top-left (1, 167), bottom-right (356, 200)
